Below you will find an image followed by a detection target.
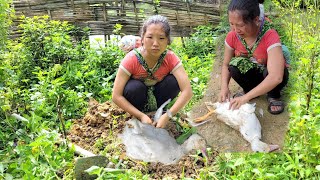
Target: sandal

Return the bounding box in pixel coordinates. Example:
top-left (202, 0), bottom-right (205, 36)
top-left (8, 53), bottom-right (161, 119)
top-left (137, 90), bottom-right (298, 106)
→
top-left (267, 97), bottom-right (285, 115)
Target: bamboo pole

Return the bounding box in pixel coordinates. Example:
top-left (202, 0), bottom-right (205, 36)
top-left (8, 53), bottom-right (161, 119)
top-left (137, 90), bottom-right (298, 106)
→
top-left (47, 9), bottom-right (52, 20)
top-left (133, 1), bottom-right (139, 30)
top-left (121, 0), bottom-right (126, 17)
top-left (175, 10), bottom-right (179, 26)
top-left (70, 0), bottom-right (75, 10)
top-left (103, 3), bottom-right (107, 22)
top-left (115, 0), bottom-right (119, 16)
top-left (186, 0), bottom-right (193, 33)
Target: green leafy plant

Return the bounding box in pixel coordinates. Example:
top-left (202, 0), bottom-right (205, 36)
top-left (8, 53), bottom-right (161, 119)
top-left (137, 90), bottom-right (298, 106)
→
top-left (2, 130), bottom-right (74, 179)
top-left (113, 23), bottom-right (123, 35)
top-left (153, 0), bottom-right (161, 14)
top-left (86, 166), bottom-right (149, 180)
top-left (0, 15), bottom-right (123, 179)
top-left (0, 0), bottom-right (13, 49)
top-left (229, 57), bottom-right (262, 74)
top-left (169, 26), bottom-right (217, 111)
top-left (176, 127), bottom-right (197, 144)
top-left (183, 25), bottom-right (217, 58)
top-left (16, 16), bottom-right (88, 87)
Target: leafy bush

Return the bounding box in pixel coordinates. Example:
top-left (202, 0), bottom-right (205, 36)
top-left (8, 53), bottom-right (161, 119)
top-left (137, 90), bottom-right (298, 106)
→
top-left (1, 130), bottom-right (74, 179)
top-left (169, 29), bottom-right (216, 111)
top-left (1, 15), bottom-right (123, 179)
top-left (183, 25), bottom-right (217, 58)
top-left (15, 16), bottom-right (88, 87)
top-left (1, 15), bottom-right (123, 119)
top-left (62, 40), bottom-right (124, 101)
top-left (0, 0), bottom-right (13, 49)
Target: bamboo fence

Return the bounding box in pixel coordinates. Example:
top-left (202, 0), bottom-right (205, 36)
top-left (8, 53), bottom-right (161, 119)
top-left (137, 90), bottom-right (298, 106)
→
top-left (11, 0), bottom-right (221, 38)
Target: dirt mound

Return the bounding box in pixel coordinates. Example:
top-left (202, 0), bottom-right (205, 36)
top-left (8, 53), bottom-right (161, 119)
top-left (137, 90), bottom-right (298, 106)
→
top-left (67, 99), bottom-right (217, 179)
top-left (67, 99), bottom-right (129, 152)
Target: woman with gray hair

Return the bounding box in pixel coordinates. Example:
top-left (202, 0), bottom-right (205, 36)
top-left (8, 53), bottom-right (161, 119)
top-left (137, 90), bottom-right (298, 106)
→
top-left (112, 15), bottom-right (193, 128)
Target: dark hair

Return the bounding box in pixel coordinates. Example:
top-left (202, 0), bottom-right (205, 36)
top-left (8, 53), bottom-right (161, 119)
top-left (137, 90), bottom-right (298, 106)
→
top-left (258, 0), bottom-right (264, 4)
top-left (140, 15), bottom-right (171, 44)
top-left (228, 0), bottom-right (260, 24)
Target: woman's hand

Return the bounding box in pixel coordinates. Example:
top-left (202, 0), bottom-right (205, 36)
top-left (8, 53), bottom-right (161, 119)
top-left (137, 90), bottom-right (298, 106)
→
top-left (140, 114), bottom-right (153, 125)
top-left (155, 113), bottom-right (170, 128)
top-left (229, 95), bottom-right (249, 110)
top-left (219, 87), bottom-right (231, 102)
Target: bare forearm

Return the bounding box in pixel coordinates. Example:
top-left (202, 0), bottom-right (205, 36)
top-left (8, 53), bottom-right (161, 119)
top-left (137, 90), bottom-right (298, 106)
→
top-left (245, 75), bottom-right (282, 100)
top-left (246, 46), bottom-right (285, 101)
top-left (221, 64), bottom-right (231, 89)
top-left (221, 46), bottom-right (234, 90)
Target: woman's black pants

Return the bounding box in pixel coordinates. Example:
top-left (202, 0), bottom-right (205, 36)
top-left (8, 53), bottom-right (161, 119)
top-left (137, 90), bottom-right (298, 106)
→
top-left (229, 66), bottom-right (289, 99)
top-left (123, 75), bottom-right (180, 111)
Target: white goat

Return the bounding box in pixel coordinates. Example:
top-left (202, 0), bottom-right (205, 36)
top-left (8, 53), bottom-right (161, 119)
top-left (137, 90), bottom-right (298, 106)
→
top-left (195, 101), bottom-right (279, 152)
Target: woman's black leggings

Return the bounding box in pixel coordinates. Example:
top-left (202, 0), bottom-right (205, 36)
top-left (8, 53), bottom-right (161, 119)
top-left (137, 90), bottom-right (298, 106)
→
top-left (229, 65), bottom-right (289, 99)
top-left (123, 74), bottom-right (180, 111)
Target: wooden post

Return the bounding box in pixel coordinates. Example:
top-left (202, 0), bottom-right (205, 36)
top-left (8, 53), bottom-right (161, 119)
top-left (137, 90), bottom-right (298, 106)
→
top-left (175, 11), bottom-right (179, 26)
top-left (103, 3), bottom-right (107, 22)
top-left (121, 0), bottom-right (126, 17)
top-left (181, 37), bottom-right (186, 48)
top-left (133, 1), bottom-right (139, 30)
top-left (70, 0), bottom-right (75, 10)
top-left (103, 3), bottom-right (107, 42)
top-left (26, 0), bottom-right (31, 15)
top-left (47, 9), bottom-right (52, 20)
top-left (27, 0), bottom-right (31, 10)
top-left (115, 0), bottom-right (119, 16)
top-left (204, 13), bottom-right (208, 24)
top-left (187, 0), bottom-right (193, 34)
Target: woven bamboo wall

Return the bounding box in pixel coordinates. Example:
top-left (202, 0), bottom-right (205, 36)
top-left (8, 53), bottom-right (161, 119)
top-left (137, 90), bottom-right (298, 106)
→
top-left (12, 0), bottom-right (221, 38)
